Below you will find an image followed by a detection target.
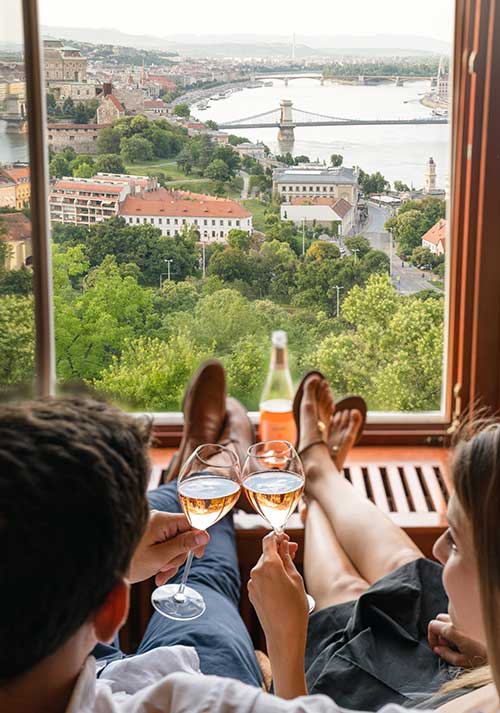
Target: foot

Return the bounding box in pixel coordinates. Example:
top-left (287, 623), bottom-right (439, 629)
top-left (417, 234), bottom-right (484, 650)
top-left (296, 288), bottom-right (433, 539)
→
top-left (328, 408), bottom-right (363, 471)
top-left (164, 360), bottom-right (227, 482)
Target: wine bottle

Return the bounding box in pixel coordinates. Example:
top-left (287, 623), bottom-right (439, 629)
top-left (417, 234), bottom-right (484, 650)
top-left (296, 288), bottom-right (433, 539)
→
top-left (259, 330), bottom-right (297, 443)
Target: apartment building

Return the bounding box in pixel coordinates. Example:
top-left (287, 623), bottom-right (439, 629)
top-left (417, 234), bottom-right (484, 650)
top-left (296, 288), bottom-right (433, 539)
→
top-left (119, 189), bottom-right (252, 242)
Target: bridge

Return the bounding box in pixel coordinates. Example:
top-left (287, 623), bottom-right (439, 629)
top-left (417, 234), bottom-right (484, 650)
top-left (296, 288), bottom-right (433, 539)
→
top-left (252, 72), bottom-right (435, 87)
top-left (218, 99), bottom-right (448, 143)
top-left (0, 94), bottom-right (28, 134)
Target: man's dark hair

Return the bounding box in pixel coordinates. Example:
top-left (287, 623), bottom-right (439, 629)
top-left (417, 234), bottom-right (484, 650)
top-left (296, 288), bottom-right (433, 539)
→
top-left (0, 397), bottom-right (151, 679)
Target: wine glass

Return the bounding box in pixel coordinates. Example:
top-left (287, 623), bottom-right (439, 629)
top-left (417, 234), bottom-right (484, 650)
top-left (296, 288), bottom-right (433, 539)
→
top-left (242, 439), bottom-right (315, 612)
top-left (151, 443), bottom-right (241, 621)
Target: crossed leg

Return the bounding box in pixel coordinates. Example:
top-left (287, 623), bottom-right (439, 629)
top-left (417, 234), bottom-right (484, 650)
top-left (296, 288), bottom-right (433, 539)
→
top-left (300, 374), bottom-right (423, 610)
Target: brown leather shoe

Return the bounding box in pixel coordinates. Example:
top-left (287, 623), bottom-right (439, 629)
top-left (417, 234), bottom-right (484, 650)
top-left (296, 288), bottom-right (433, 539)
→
top-left (163, 360), bottom-right (226, 482)
top-left (218, 397), bottom-right (256, 511)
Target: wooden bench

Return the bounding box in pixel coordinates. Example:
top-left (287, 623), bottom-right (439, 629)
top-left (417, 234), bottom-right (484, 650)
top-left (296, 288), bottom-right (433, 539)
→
top-left (122, 446), bottom-right (451, 652)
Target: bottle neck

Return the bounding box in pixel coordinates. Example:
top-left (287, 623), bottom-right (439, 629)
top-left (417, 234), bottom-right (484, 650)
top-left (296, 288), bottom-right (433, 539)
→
top-left (271, 346), bottom-right (288, 369)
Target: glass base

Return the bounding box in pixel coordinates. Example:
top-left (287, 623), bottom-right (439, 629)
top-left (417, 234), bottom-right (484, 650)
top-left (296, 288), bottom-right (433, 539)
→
top-left (306, 594), bottom-right (316, 613)
top-left (151, 584), bottom-right (206, 621)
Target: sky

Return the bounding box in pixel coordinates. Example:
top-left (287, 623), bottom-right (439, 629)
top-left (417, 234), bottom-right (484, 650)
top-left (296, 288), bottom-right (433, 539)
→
top-left (2, 0), bottom-right (455, 44)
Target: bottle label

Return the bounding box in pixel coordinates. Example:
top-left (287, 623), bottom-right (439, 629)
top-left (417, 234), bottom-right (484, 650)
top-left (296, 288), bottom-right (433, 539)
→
top-left (259, 399), bottom-right (297, 443)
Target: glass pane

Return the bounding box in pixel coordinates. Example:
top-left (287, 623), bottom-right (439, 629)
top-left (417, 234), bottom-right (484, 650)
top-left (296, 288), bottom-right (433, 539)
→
top-left (39, 0), bottom-right (453, 416)
top-left (0, 0), bottom-right (35, 398)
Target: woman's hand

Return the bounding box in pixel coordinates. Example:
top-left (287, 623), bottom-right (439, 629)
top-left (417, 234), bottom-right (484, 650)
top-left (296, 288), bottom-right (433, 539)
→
top-left (428, 613), bottom-right (487, 668)
top-left (128, 510), bottom-right (209, 586)
top-left (248, 532), bottom-right (308, 698)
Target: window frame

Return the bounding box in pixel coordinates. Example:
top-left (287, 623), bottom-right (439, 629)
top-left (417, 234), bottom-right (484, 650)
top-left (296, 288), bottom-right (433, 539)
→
top-left (22, 0), bottom-right (500, 446)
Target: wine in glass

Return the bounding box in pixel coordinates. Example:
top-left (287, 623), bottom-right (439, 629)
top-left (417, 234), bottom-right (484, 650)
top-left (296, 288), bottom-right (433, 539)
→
top-left (151, 443), bottom-right (240, 621)
top-left (242, 439), bottom-right (315, 612)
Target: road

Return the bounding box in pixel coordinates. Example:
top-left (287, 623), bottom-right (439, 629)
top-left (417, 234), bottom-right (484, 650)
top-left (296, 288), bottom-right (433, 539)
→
top-left (364, 203), bottom-right (442, 295)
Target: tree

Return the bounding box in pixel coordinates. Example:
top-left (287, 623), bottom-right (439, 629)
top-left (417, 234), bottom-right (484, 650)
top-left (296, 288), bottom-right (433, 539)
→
top-left (394, 180), bottom-right (410, 192)
top-left (147, 127), bottom-right (178, 158)
top-left (306, 241), bottom-right (341, 261)
top-left (275, 152), bottom-right (295, 166)
top-left (46, 93), bottom-right (57, 113)
top-left (97, 127), bottom-right (122, 154)
top-left (94, 154), bottom-right (126, 174)
top-left (310, 273), bottom-right (444, 410)
top-left (0, 267), bottom-right (32, 295)
top-left (362, 249), bottom-right (390, 274)
top-left (73, 162), bottom-right (94, 179)
top-left (205, 120), bottom-right (218, 130)
top-left (49, 154), bottom-right (71, 179)
top-left (74, 102), bottom-right (90, 124)
top-left (0, 295), bottom-right (34, 386)
top-left (208, 248), bottom-right (255, 285)
top-left (386, 209), bottom-right (427, 257)
top-left (212, 145), bottom-right (240, 176)
top-left (330, 154), bottom-right (343, 167)
top-left (176, 145), bottom-right (194, 175)
top-left (411, 246), bottom-right (435, 268)
top-left (120, 135), bottom-right (154, 163)
top-left (344, 235), bottom-right (371, 259)
top-left (173, 103), bottom-right (190, 118)
top-left (204, 158), bottom-right (231, 183)
top-left (294, 155), bottom-right (310, 165)
top-left (95, 334), bottom-right (211, 411)
top-left (62, 96), bottom-right (75, 119)
top-left (359, 170), bottom-right (390, 195)
top-left (227, 229), bottom-right (252, 252)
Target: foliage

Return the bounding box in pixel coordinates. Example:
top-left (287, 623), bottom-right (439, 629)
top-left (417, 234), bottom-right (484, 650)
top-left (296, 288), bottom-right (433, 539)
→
top-left (0, 267), bottom-right (32, 295)
top-left (394, 180), bottom-right (410, 192)
top-left (205, 120), bottom-right (218, 130)
top-left (49, 154), bottom-right (71, 178)
top-left (227, 229), bottom-right (252, 251)
top-left (97, 127), bottom-right (121, 154)
top-left (120, 135), bottom-right (154, 163)
top-left (72, 162), bottom-right (94, 178)
top-left (330, 154), bottom-right (343, 167)
top-left (0, 295), bottom-right (34, 386)
top-left (311, 274), bottom-right (444, 410)
top-left (344, 235), bottom-right (371, 258)
top-left (94, 153), bottom-right (126, 174)
top-left (205, 158), bottom-right (231, 182)
top-left (358, 169), bottom-right (390, 195)
top-left (386, 199), bottom-right (445, 258)
top-left (173, 102), bottom-right (190, 118)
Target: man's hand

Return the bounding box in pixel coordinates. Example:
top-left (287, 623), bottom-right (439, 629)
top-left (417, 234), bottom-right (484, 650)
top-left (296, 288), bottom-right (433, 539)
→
top-left (248, 532), bottom-right (308, 699)
top-left (428, 613), bottom-right (487, 668)
top-left (129, 510), bottom-right (209, 586)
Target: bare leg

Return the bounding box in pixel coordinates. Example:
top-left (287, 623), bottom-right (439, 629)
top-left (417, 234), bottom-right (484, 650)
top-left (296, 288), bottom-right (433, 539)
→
top-left (303, 498), bottom-right (369, 610)
top-left (300, 375), bottom-right (423, 585)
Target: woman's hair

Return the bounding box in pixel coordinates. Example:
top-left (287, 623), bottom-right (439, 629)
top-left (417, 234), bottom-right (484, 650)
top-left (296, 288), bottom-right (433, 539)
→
top-left (440, 417), bottom-right (500, 695)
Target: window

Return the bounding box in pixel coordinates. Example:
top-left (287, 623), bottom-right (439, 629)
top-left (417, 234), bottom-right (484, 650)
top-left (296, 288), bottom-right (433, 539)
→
top-left (9, 0), bottom-right (500, 443)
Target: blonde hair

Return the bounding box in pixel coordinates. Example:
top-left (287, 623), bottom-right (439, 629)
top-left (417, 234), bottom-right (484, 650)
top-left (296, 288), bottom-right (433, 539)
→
top-left (442, 419), bottom-right (500, 697)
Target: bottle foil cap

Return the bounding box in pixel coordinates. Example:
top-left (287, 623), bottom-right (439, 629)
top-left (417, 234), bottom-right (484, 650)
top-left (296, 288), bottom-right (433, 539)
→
top-left (272, 330), bottom-right (288, 348)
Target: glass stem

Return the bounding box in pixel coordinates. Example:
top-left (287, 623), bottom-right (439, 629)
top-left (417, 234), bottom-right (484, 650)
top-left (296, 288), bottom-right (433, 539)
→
top-left (174, 550), bottom-right (194, 603)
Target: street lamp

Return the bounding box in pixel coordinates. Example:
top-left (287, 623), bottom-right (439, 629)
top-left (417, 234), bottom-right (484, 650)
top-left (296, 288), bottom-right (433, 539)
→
top-left (333, 285), bottom-right (344, 318)
top-left (160, 259), bottom-right (174, 288)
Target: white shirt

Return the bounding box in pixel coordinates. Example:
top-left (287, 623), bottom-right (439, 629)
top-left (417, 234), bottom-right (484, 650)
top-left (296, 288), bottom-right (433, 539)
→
top-left (65, 648), bottom-right (420, 713)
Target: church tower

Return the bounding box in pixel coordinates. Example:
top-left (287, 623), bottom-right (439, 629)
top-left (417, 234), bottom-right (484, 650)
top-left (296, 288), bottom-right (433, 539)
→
top-left (424, 157), bottom-right (436, 193)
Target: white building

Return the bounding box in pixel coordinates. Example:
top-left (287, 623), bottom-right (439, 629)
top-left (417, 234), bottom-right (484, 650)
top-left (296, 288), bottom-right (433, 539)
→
top-left (273, 165), bottom-right (359, 206)
top-left (119, 188), bottom-right (252, 242)
top-left (421, 218), bottom-right (447, 255)
top-left (280, 197), bottom-right (354, 236)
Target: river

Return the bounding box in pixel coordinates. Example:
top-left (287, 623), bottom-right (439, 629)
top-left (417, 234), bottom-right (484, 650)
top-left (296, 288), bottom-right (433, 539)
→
top-left (197, 78), bottom-right (451, 189)
top-left (0, 120), bottom-right (30, 164)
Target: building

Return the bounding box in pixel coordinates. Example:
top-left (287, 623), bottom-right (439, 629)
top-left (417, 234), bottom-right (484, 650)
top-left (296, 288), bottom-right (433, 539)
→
top-left (44, 40), bottom-right (87, 82)
top-left (281, 197), bottom-right (354, 236)
top-left (0, 177), bottom-right (16, 208)
top-left (0, 212), bottom-right (32, 270)
top-left (0, 166), bottom-right (30, 209)
top-left (47, 123), bottom-right (106, 154)
top-left (48, 174), bottom-right (158, 225)
top-left (47, 81), bottom-right (97, 102)
top-left (147, 75), bottom-right (177, 93)
top-left (96, 92), bottom-right (125, 125)
top-left (119, 189), bottom-right (252, 242)
top-left (143, 99), bottom-right (168, 114)
top-left (437, 58), bottom-right (449, 103)
top-left (234, 142), bottom-right (267, 160)
top-left (273, 165), bottom-right (359, 206)
top-left (421, 218), bottom-right (447, 255)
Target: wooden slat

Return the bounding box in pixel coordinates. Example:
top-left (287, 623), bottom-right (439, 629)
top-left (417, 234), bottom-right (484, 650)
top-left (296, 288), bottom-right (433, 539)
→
top-left (420, 464), bottom-right (448, 514)
top-left (385, 465), bottom-right (411, 513)
top-left (366, 465), bottom-right (390, 512)
top-left (402, 465), bottom-right (429, 512)
top-left (347, 465), bottom-right (368, 498)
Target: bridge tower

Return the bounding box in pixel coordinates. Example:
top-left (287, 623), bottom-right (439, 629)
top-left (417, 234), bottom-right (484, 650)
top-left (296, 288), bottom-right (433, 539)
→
top-left (395, 76), bottom-right (404, 86)
top-left (2, 94), bottom-right (28, 134)
top-left (278, 99), bottom-right (295, 148)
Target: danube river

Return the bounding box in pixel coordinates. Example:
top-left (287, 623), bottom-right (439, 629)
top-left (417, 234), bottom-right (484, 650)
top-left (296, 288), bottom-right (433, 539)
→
top-left (198, 78), bottom-right (451, 188)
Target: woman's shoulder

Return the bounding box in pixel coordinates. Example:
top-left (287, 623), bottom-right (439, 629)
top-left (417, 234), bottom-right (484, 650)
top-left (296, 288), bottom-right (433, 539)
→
top-left (433, 685), bottom-right (498, 713)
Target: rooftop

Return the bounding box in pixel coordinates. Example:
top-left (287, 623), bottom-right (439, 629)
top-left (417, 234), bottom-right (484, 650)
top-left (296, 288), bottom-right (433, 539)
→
top-left (1, 166), bottom-right (30, 183)
top-left (0, 212), bottom-right (31, 242)
top-left (273, 165), bottom-right (358, 185)
top-left (290, 196), bottom-right (352, 217)
top-left (120, 189), bottom-right (251, 219)
top-left (51, 179), bottom-right (124, 195)
top-left (421, 218), bottom-right (447, 246)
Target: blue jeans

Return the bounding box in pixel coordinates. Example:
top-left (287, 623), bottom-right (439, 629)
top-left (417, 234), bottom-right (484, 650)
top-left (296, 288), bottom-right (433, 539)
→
top-left (93, 483), bottom-right (261, 687)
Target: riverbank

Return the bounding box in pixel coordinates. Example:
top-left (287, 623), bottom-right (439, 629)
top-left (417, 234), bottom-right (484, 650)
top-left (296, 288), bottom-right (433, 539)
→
top-left (420, 93), bottom-right (448, 110)
top-left (171, 80), bottom-right (263, 111)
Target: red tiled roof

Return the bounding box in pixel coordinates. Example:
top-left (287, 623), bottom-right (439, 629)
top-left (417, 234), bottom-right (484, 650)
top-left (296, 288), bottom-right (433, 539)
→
top-left (421, 218), bottom-right (447, 247)
top-left (102, 94), bottom-right (125, 113)
top-left (1, 167), bottom-right (30, 183)
top-left (332, 198), bottom-right (352, 218)
top-left (0, 212), bottom-right (31, 242)
top-left (52, 180), bottom-right (124, 194)
top-left (144, 99), bottom-right (167, 108)
top-left (119, 189), bottom-right (251, 219)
